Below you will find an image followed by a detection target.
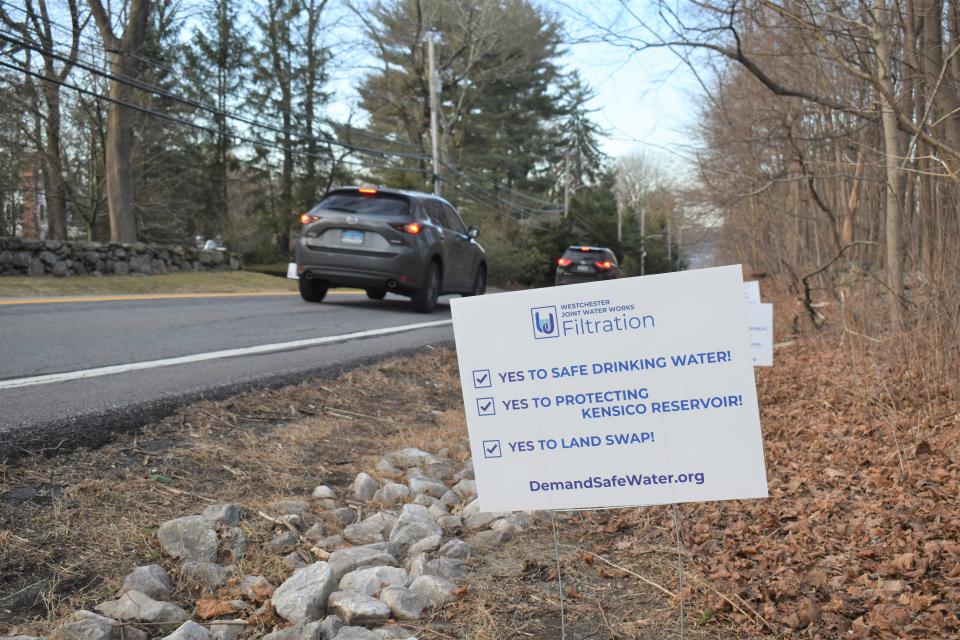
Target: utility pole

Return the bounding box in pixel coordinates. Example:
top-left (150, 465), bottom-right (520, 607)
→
top-left (427, 34), bottom-right (441, 196)
top-left (640, 206), bottom-right (646, 276)
top-left (616, 203), bottom-right (622, 243)
top-left (563, 150), bottom-right (571, 219)
top-left (666, 216), bottom-right (672, 269)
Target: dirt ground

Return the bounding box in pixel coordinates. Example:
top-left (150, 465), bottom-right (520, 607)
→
top-left (2, 326), bottom-right (958, 639)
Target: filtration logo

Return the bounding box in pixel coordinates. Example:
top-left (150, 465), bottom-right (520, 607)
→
top-left (530, 305), bottom-right (559, 339)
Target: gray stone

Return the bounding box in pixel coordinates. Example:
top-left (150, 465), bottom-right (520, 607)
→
top-left (328, 544), bottom-right (399, 580)
top-left (490, 512), bottom-right (531, 534)
top-left (422, 461), bottom-right (456, 482)
top-left (374, 458), bottom-right (402, 477)
top-left (373, 482), bottom-right (410, 506)
top-left (312, 485), bottom-right (337, 500)
top-left (2, 636), bottom-right (47, 640)
top-left (201, 503), bottom-right (241, 527)
top-left (408, 575), bottom-right (457, 608)
top-left (411, 494), bottom-right (438, 508)
top-left (313, 534), bottom-right (345, 549)
top-left (38, 251), bottom-right (58, 266)
top-left (271, 499), bottom-right (308, 517)
top-left (407, 534), bottom-right (441, 557)
top-left (285, 551), bottom-right (308, 570)
top-left (223, 527), bottom-right (246, 561)
top-left (160, 621), bottom-right (211, 640)
top-left (315, 615), bottom-right (343, 640)
top-left (241, 575), bottom-right (274, 601)
top-left (371, 628), bottom-right (416, 640)
top-left (471, 529), bottom-right (509, 549)
top-left (278, 514), bottom-right (305, 531)
top-left (332, 508), bottom-right (357, 527)
top-left (305, 523), bottom-right (327, 543)
top-left (271, 530), bottom-right (299, 552)
top-left (51, 261), bottom-right (69, 276)
top-left (427, 503), bottom-right (448, 520)
top-left (436, 515), bottom-right (462, 532)
top-left (273, 562), bottom-right (336, 623)
top-left (388, 504), bottom-right (441, 548)
top-left (50, 611), bottom-right (146, 640)
top-left (12, 251), bottom-right (31, 268)
top-left (406, 554), bottom-right (427, 582)
top-left (208, 623), bottom-right (244, 640)
top-left (263, 626), bottom-right (300, 640)
top-left (113, 261), bottom-right (129, 276)
top-left (120, 565), bottom-right (171, 600)
top-left (438, 539), bottom-right (471, 560)
top-left (406, 477), bottom-right (447, 499)
top-left (378, 586), bottom-right (427, 621)
top-left (95, 590), bottom-right (188, 623)
top-left (461, 500), bottom-right (506, 530)
top-left (28, 257), bottom-right (45, 275)
top-left (180, 562), bottom-right (233, 590)
top-left (381, 448), bottom-right (434, 469)
top-left (157, 515), bottom-right (218, 563)
top-left (343, 520), bottom-right (385, 545)
top-left (339, 566), bottom-right (409, 597)
top-left (352, 473), bottom-right (379, 501)
top-left (332, 629), bottom-right (377, 640)
top-left (327, 591), bottom-right (390, 626)
top-left (423, 557), bottom-right (469, 581)
top-left (451, 479), bottom-right (477, 501)
top-left (439, 491), bottom-right (461, 507)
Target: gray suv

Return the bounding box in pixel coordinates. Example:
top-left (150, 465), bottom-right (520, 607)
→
top-left (295, 186), bottom-right (487, 313)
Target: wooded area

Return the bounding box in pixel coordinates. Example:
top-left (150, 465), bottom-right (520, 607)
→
top-left (0, 0), bottom-right (684, 288)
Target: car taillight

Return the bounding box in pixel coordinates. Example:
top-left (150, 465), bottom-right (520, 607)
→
top-left (392, 222), bottom-right (422, 235)
top-left (300, 212), bottom-right (320, 225)
top-left (358, 187), bottom-right (378, 195)
top-left (594, 260), bottom-right (613, 270)
top-left (557, 258), bottom-right (572, 267)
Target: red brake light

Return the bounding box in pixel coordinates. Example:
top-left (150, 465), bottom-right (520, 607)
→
top-left (300, 212), bottom-right (319, 224)
top-left (557, 258), bottom-right (572, 267)
top-left (358, 187), bottom-right (378, 195)
top-left (403, 222), bottom-right (421, 235)
top-left (594, 260), bottom-right (613, 270)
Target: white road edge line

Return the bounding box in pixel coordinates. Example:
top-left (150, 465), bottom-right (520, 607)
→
top-left (0, 319), bottom-right (453, 391)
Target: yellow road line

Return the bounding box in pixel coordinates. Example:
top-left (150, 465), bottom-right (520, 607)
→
top-left (0, 289), bottom-right (365, 306)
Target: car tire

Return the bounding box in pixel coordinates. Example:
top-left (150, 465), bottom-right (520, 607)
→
top-left (462, 265), bottom-right (486, 297)
top-left (366, 288), bottom-right (387, 300)
top-left (299, 278), bottom-right (328, 303)
top-left (411, 263), bottom-right (440, 313)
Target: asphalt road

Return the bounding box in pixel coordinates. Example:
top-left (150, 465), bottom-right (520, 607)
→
top-left (0, 290), bottom-right (454, 460)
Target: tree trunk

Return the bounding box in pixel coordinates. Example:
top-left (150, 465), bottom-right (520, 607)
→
top-left (42, 80), bottom-right (68, 240)
top-left (872, 0), bottom-right (906, 324)
top-left (104, 51), bottom-right (138, 243)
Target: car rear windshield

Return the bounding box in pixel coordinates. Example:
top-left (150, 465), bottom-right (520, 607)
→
top-left (564, 249), bottom-right (609, 262)
top-left (313, 191), bottom-right (410, 216)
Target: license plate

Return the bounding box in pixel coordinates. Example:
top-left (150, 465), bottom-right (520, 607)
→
top-left (575, 265), bottom-right (591, 272)
top-left (341, 229), bottom-right (364, 245)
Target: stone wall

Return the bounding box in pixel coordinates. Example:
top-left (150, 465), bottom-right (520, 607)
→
top-left (0, 237), bottom-right (242, 277)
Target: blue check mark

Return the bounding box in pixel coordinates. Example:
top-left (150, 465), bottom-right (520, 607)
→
top-left (482, 439), bottom-right (502, 458)
top-left (477, 397), bottom-right (496, 416)
top-left (472, 369), bottom-right (492, 389)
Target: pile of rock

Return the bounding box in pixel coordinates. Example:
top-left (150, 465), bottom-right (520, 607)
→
top-left (5, 446), bottom-right (537, 640)
top-left (0, 237), bottom-right (241, 277)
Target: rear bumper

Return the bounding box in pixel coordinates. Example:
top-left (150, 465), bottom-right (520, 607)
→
top-left (555, 273), bottom-right (617, 286)
top-left (296, 241), bottom-right (426, 291)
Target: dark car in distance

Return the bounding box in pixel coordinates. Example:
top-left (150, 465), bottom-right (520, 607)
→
top-left (295, 186), bottom-right (487, 313)
top-left (555, 245), bottom-right (622, 285)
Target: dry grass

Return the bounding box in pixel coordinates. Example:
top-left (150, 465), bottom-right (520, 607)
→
top-left (0, 346), bottom-right (729, 640)
top-left (0, 271), bottom-right (296, 297)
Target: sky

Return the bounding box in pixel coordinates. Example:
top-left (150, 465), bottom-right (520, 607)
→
top-left (322, 0), bottom-right (707, 170)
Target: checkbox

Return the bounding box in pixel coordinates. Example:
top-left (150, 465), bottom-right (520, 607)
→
top-left (472, 369), bottom-right (492, 389)
top-left (482, 439), bottom-right (502, 458)
top-left (476, 397), bottom-right (496, 416)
